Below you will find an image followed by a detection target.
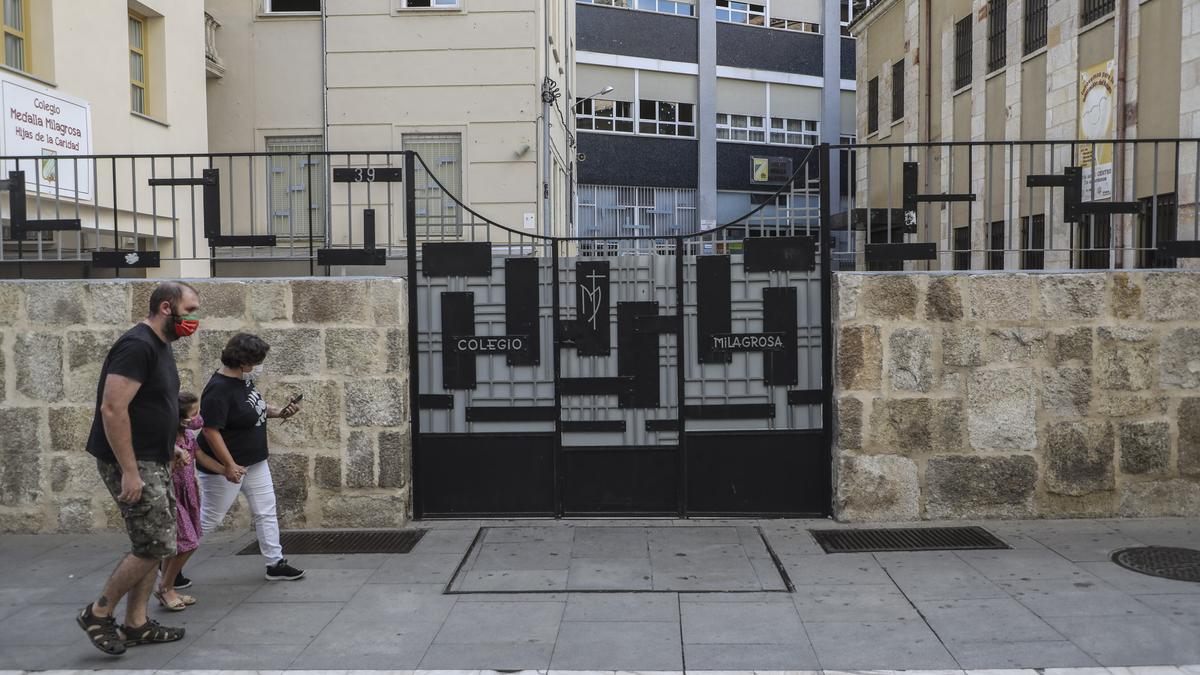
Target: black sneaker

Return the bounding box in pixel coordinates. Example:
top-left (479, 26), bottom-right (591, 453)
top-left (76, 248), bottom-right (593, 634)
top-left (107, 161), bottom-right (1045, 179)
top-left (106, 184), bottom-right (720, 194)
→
top-left (173, 572), bottom-right (192, 590)
top-left (265, 559), bottom-right (305, 581)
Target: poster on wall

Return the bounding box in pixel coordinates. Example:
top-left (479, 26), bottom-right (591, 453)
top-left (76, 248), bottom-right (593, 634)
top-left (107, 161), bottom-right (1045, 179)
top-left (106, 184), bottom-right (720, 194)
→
top-left (0, 75), bottom-right (94, 200)
top-left (1077, 59), bottom-right (1115, 202)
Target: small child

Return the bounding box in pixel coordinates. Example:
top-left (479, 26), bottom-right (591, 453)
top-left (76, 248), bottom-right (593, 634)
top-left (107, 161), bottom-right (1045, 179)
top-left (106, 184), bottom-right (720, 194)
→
top-left (156, 392), bottom-right (208, 610)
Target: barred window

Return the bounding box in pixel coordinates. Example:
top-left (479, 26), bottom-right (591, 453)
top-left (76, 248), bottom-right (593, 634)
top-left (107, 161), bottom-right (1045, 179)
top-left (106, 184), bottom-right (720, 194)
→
top-left (639, 100), bottom-right (695, 137)
top-left (987, 0), bottom-right (1006, 72)
top-left (770, 117), bottom-right (819, 146)
top-left (1020, 214), bottom-right (1045, 270)
top-left (266, 135), bottom-right (325, 240)
top-left (988, 220), bottom-right (1005, 270)
top-left (576, 98), bottom-right (634, 133)
top-left (403, 133), bottom-right (463, 236)
top-left (891, 59), bottom-right (904, 122)
top-left (716, 113), bottom-right (766, 143)
top-left (1138, 193), bottom-right (1178, 269)
top-left (953, 225), bottom-right (971, 270)
top-left (954, 15), bottom-right (972, 90)
top-left (867, 77), bottom-right (878, 134)
top-left (1023, 0), bottom-right (1047, 54)
top-left (1081, 0), bottom-right (1115, 25)
top-left (716, 0), bottom-right (765, 25)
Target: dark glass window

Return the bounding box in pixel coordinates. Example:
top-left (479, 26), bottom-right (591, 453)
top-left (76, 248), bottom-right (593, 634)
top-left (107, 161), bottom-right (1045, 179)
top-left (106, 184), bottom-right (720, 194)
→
top-left (954, 15), bottom-right (972, 90)
top-left (268, 0), bottom-right (321, 10)
top-left (1076, 214), bottom-right (1112, 269)
top-left (891, 59), bottom-right (904, 122)
top-left (1082, 0), bottom-right (1115, 25)
top-left (1138, 193), bottom-right (1178, 269)
top-left (867, 77), bottom-right (879, 133)
top-left (953, 225), bottom-right (971, 270)
top-left (1020, 214), bottom-right (1045, 270)
top-left (988, 220), bottom-right (1005, 270)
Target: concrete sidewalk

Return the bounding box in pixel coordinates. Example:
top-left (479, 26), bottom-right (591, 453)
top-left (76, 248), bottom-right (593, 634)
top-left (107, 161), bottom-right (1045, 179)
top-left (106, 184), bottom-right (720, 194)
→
top-left (1, 518), bottom-right (1199, 671)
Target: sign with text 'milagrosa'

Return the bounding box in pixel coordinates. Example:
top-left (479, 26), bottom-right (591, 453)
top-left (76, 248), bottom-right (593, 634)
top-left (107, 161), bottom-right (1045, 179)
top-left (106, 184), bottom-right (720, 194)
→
top-left (0, 75), bottom-right (94, 200)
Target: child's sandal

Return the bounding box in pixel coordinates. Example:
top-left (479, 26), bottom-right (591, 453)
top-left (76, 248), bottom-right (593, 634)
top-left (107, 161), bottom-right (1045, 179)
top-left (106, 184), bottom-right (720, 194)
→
top-left (153, 589), bottom-right (187, 612)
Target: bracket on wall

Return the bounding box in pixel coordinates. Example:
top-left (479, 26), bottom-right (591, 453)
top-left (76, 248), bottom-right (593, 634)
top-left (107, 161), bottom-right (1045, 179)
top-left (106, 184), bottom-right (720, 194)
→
top-left (1026, 166), bottom-right (1142, 223)
top-left (150, 168), bottom-right (278, 248)
top-left (3, 170), bottom-right (82, 241)
top-left (317, 208), bottom-right (386, 266)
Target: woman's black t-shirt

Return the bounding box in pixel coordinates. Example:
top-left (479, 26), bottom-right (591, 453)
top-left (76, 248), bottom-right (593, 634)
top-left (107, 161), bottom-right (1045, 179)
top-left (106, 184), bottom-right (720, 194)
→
top-left (197, 372), bottom-right (269, 472)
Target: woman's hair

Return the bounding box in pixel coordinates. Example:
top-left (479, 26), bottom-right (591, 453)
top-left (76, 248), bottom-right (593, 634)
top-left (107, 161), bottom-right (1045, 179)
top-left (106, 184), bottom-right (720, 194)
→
top-left (220, 332), bottom-right (271, 368)
top-left (179, 391), bottom-right (199, 416)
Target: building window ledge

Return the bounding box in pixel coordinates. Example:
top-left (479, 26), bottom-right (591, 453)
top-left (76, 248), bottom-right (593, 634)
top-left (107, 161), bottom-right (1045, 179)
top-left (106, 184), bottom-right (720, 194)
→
top-left (1079, 14), bottom-right (1114, 36)
top-left (985, 67), bottom-right (1007, 82)
top-left (952, 83), bottom-right (971, 97)
top-left (1021, 45), bottom-right (1048, 63)
top-left (890, 118), bottom-right (904, 129)
top-left (0, 63), bottom-right (56, 88)
top-left (131, 111), bottom-right (169, 128)
top-left (255, 12), bottom-right (321, 20)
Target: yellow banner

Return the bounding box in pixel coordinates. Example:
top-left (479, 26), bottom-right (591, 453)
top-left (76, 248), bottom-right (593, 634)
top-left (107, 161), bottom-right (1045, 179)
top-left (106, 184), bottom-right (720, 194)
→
top-left (1078, 59), bottom-right (1116, 200)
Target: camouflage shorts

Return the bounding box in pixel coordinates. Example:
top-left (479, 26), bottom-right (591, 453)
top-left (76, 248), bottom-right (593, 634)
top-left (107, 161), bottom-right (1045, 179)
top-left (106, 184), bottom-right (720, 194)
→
top-left (97, 459), bottom-right (178, 560)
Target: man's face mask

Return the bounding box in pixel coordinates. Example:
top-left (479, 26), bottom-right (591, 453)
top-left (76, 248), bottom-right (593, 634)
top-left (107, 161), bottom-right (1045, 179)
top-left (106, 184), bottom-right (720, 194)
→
top-left (171, 308), bottom-right (200, 340)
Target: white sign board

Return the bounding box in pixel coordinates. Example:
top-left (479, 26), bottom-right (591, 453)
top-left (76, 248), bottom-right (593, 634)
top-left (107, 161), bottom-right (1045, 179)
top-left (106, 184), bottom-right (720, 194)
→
top-left (0, 75), bottom-right (94, 199)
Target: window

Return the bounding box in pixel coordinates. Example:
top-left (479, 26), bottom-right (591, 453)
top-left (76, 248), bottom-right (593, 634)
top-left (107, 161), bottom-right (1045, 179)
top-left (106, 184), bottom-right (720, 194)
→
top-left (576, 185), bottom-right (697, 238)
top-left (1020, 214), bottom-right (1045, 270)
top-left (1138, 193), bottom-right (1177, 269)
top-left (841, 0), bottom-right (854, 36)
top-left (399, 0), bottom-right (460, 8)
top-left (987, 0), bottom-right (1006, 72)
top-left (840, 134), bottom-right (857, 145)
top-left (578, 0), bottom-right (695, 16)
top-left (770, 117), bottom-right (819, 145)
top-left (716, 0), bottom-right (765, 25)
top-left (954, 15), bottom-right (972, 90)
top-left (1075, 214), bottom-right (1111, 269)
top-left (1023, 0), bottom-right (1047, 54)
top-left (2, 0), bottom-right (27, 72)
top-left (953, 225), bottom-right (971, 270)
top-left (639, 100), bottom-right (695, 137)
top-left (769, 18), bottom-right (819, 33)
top-left (717, 113), bottom-right (766, 143)
top-left (987, 220), bottom-right (1005, 270)
top-left (129, 13), bottom-right (148, 114)
top-left (403, 133), bottom-right (463, 235)
top-left (266, 136), bottom-right (325, 239)
top-left (265, 0), bottom-right (321, 11)
top-left (576, 98), bottom-right (634, 133)
top-left (1081, 0), bottom-right (1115, 25)
top-left (891, 59), bottom-right (904, 122)
top-left (867, 77), bottom-right (878, 134)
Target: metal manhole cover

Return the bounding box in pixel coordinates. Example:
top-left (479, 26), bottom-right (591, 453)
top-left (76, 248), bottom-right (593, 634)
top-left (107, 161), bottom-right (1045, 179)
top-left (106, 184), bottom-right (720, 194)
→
top-left (1111, 546), bottom-right (1200, 582)
top-left (237, 529), bottom-right (426, 555)
top-left (810, 525), bottom-right (1009, 553)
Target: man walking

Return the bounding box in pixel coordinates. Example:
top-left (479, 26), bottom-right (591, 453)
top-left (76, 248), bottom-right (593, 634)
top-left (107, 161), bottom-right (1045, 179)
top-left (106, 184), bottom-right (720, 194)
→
top-left (76, 281), bottom-right (201, 656)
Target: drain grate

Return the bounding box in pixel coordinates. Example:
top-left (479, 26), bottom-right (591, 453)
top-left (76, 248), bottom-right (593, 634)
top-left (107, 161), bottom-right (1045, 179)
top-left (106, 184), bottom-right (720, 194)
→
top-left (1111, 546), bottom-right (1200, 582)
top-left (810, 526), bottom-right (1008, 553)
top-left (237, 529), bottom-right (426, 555)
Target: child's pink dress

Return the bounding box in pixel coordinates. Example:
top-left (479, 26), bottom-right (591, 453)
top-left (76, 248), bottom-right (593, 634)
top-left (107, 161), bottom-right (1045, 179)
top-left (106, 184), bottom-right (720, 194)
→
top-left (173, 427), bottom-right (203, 554)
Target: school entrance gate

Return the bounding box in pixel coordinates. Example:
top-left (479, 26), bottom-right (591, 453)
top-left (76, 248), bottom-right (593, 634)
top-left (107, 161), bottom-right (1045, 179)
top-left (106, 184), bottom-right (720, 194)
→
top-left (409, 152), bottom-right (833, 518)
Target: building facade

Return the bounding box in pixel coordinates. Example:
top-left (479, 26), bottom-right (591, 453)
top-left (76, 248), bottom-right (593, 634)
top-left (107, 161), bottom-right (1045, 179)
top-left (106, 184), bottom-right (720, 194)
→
top-left (574, 0), bottom-right (857, 238)
top-left (849, 0), bottom-right (1199, 271)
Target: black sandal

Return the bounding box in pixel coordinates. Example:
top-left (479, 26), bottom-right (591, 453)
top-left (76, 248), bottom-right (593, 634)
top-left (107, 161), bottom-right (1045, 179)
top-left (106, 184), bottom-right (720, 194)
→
top-left (77, 604), bottom-right (126, 656)
top-left (121, 618), bottom-right (185, 646)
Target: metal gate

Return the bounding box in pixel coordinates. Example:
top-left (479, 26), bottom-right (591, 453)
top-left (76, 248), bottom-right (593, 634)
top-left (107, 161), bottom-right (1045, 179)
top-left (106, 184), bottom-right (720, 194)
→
top-left (411, 149), bottom-right (832, 517)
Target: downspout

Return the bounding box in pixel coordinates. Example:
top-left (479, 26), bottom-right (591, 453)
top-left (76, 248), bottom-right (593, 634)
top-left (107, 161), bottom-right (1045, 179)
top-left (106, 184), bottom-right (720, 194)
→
top-left (923, 0), bottom-right (933, 243)
top-left (321, 1), bottom-right (329, 151)
top-left (1113, 0), bottom-right (1130, 267)
top-left (542, 0), bottom-right (553, 238)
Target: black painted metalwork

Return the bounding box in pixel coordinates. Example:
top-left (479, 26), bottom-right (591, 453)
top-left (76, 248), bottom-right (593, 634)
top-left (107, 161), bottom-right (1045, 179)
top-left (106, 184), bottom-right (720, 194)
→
top-left (1111, 546), bottom-right (1200, 582)
top-left (505, 257), bottom-right (541, 366)
top-left (440, 292), bottom-right (476, 390)
top-left (422, 242), bottom-right (492, 277)
top-left (238, 529), bottom-right (426, 555)
top-left (865, 242), bottom-right (937, 262)
top-left (418, 394), bottom-right (455, 409)
top-left (744, 235), bottom-right (816, 272)
top-left (812, 526), bottom-right (1010, 553)
top-left (763, 287), bottom-right (798, 386)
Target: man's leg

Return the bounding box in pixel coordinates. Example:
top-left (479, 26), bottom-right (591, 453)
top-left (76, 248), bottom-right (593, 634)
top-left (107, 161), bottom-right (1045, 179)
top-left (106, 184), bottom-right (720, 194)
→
top-left (91, 553), bottom-right (159, 619)
top-left (121, 561), bottom-right (159, 628)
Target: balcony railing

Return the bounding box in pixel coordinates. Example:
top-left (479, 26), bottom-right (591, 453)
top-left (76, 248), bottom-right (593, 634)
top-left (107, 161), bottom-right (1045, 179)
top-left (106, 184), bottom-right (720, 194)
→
top-left (205, 12), bottom-right (225, 79)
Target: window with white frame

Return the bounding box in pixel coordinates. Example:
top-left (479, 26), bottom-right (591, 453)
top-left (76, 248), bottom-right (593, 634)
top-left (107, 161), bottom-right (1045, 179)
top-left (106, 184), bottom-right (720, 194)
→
top-left (265, 0), bottom-right (321, 12)
top-left (639, 100), bottom-right (695, 137)
top-left (398, 0), bottom-right (459, 8)
top-left (770, 117), bottom-right (819, 146)
top-left (716, 0), bottom-right (766, 25)
top-left (576, 185), bottom-right (698, 238)
top-left (716, 113), bottom-right (766, 143)
top-left (266, 136), bottom-right (325, 239)
top-left (576, 98), bottom-right (634, 133)
top-left (577, 0), bottom-right (694, 16)
top-left (769, 17), bottom-right (819, 33)
top-left (402, 132), bottom-right (463, 235)
top-left (840, 0), bottom-right (854, 36)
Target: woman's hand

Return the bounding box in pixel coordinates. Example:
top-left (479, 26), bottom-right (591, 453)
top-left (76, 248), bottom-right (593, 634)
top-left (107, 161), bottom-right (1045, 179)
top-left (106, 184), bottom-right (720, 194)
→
top-left (223, 462), bottom-right (246, 484)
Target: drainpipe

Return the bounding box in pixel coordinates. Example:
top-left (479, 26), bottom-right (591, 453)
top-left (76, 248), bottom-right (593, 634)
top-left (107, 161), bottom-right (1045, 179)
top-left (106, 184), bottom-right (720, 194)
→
top-left (1113, 0), bottom-right (1130, 267)
top-left (320, 0), bottom-right (329, 151)
top-left (542, 0), bottom-right (553, 238)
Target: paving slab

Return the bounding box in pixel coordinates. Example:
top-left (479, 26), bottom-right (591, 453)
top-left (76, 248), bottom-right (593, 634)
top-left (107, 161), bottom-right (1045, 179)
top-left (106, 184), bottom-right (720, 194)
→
top-left (804, 619), bottom-right (960, 671)
top-left (944, 640), bottom-right (1100, 669)
top-left (680, 599), bottom-right (807, 645)
top-left (562, 592), bottom-right (678, 622)
top-left (683, 642), bottom-right (821, 670)
top-left (551, 621), bottom-right (683, 670)
top-left (912, 597), bottom-right (1065, 644)
top-left (998, 577), bottom-right (1156, 618)
top-left (792, 583), bottom-right (922, 623)
top-left (432, 600), bottom-right (564, 645)
top-left (1043, 614), bottom-right (1200, 666)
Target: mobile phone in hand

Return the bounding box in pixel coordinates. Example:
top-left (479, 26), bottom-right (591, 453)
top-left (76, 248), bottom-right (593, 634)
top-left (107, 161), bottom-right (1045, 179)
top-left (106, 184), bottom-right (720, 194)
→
top-left (290, 393), bottom-right (304, 404)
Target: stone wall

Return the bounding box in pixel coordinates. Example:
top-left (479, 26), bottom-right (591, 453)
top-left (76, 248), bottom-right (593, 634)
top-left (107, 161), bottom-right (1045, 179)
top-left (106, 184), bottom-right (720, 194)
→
top-left (834, 271), bottom-right (1200, 521)
top-left (0, 278), bottom-right (411, 533)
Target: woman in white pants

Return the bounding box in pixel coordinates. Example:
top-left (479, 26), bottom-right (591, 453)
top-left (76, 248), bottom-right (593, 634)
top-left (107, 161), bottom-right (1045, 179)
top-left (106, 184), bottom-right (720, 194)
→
top-left (196, 333), bottom-right (305, 581)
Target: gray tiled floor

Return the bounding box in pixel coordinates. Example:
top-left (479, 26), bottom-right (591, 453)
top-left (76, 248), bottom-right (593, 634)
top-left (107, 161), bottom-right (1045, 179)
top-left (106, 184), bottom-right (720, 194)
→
top-left (2, 518), bottom-right (1200, 671)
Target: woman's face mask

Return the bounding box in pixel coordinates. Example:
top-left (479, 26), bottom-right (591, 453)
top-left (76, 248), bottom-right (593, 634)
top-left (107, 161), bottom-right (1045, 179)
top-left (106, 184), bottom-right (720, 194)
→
top-left (243, 364), bottom-right (265, 382)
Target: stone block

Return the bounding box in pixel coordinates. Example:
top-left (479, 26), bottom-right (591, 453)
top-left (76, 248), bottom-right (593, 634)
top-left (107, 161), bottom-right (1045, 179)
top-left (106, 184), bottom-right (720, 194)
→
top-left (0, 408), bottom-right (42, 506)
top-left (0, 284), bottom-right (22, 325)
top-left (314, 455), bottom-right (341, 489)
top-left (86, 282), bottom-right (131, 326)
top-left (1118, 421), bottom-right (1170, 475)
top-left (325, 328), bottom-right (385, 375)
top-left (128, 281), bottom-right (157, 322)
top-left (56, 497), bottom-right (94, 533)
top-left (369, 279), bottom-right (404, 326)
top-left (968, 274), bottom-right (1033, 321)
top-left (1096, 327), bottom-right (1157, 391)
top-left (386, 328), bottom-right (408, 374)
top-left (861, 275), bottom-right (918, 320)
top-left (1143, 272), bottom-right (1200, 321)
top-left (321, 494), bottom-right (408, 528)
top-left (1178, 398), bottom-right (1200, 476)
top-left (836, 273), bottom-right (863, 321)
top-left (837, 325), bottom-right (882, 391)
top-left (265, 380), bottom-right (341, 448)
top-left (984, 327), bottom-right (1049, 363)
top-left (926, 454), bottom-right (1037, 519)
top-left (1036, 491), bottom-right (1118, 519)
top-left (345, 378), bottom-right (406, 427)
top-left (967, 369), bottom-right (1037, 450)
top-left (49, 406), bottom-right (95, 454)
top-left (67, 330), bottom-right (120, 370)
top-left (942, 327), bottom-right (983, 366)
top-left (0, 349), bottom-right (5, 405)
top-left (267, 453), bottom-right (309, 527)
top-left (1091, 392), bottom-right (1168, 418)
top-left (256, 328), bottom-right (323, 377)
top-left (247, 281), bottom-right (290, 322)
top-left (836, 454), bottom-right (919, 521)
top-left (1041, 367), bottom-right (1091, 418)
top-left (292, 279), bottom-right (370, 324)
top-left (888, 327), bottom-right (934, 392)
top-left (1160, 327), bottom-right (1200, 389)
top-left (198, 329), bottom-right (239, 373)
top-left (836, 397), bottom-right (863, 450)
top-left (1119, 480), bottom-right (1200, 517)
top-left (379, 430), bottom-right (409, 489)
top-left (191, 281), bottom-right (248, 320)
top-left (50, 454), bottom-right (104, 494)
top-left (15, 332), bottom-right (63, 402)
top-left (925, 276), bottom-right (963, 322)
top-left (1052, 327), bottom-right (1093, 364)
top-left (0, 509), bottom-right (43, 533)
top-left (1037, 273), bottom-right (1105, 319)
top-left (869, 398), bottom-right (963, 455)
top-left (24, 281), bottom-right (86, 325)
top-left (1046, 421), bottom-right (1115, 496)
top-left (1111, 272), bottom-right (1142, 320)
top-left (345, 431), bottom-right (375, 488)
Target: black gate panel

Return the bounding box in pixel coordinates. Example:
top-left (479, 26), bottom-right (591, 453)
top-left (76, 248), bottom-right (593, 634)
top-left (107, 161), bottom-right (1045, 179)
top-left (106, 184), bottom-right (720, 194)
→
top-left (685, 431), bottom-right (826, 515)
top-left (561, 447), bottom-right (679, 515)
top-left (417, 434), bottom-right (555, 516)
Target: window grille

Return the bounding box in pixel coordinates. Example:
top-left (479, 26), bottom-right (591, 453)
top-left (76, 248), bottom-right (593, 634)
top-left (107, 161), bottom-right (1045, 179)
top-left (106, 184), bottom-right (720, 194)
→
top-left (954, 15), bottom-right (972, 90)
top-left (1020, 214), bottom-right (1045, 270)
top-left (953, 226), bottom-right (971, 270)
top-left (1081, 0), bottom-right (1115, 25)
top-left (1076, 214), bottom-right (1112, 269)
top-left (891, 59), bottom-right (904, 122)
top-left (266, 0), bottom-right (321, 10)
top-left (1023, 0), bottom-right (1047, 54)
top-left (576, 185), bottom-right (697, 239)
top-left (769, 17), bottom-right (819, 33)
top-left (402, 133), bottom-right (463, 236)
top-left (987, 220), bottom-right (1005, 270)
top-left (987, 0), bottom-right (1006, 72)
top-left (1138, 193), bottom-right (1177, 269)
top-left (265, 136), bottom-right (325, 240)
top-left (867, 77), bottom-right (878, 134)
